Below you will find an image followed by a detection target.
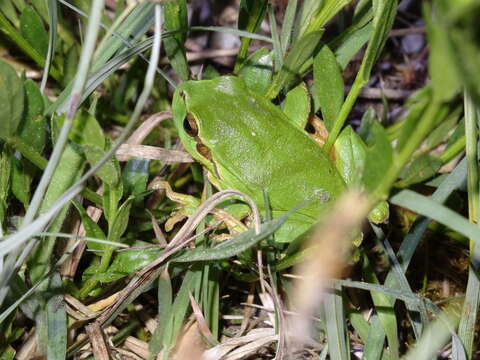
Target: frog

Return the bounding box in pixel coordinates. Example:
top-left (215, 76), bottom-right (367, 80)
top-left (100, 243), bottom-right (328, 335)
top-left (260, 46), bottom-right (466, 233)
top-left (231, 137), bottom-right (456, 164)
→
top-left (171, 75), bottom-right (353, 244)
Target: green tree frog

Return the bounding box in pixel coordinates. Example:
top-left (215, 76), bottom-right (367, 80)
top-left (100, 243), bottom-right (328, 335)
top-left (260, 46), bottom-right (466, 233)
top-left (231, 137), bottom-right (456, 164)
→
top-left (172, 76), bottom-right (385, 243)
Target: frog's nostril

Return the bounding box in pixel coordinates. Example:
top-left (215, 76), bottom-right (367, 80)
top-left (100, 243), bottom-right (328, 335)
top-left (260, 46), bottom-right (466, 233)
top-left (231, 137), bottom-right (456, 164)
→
top-left (184, 114), bottom-right (198, 137)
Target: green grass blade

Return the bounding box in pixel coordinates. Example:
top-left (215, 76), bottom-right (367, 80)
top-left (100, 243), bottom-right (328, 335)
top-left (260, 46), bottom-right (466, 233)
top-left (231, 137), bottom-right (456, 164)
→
top-left (234, 0), bottom-right (268, 72)
top-left (390, 189), bottom-right (480, 246)
top-left (362, 253), bottom-right (399, 358)
top-left (280, 0), bottom-right (298, 55)
top-left (404, 307), bottom-right (460, 360)
top-left (324, 283), bottom-right (349, 360)
top-left (40, 0), bottom-right (57, 93)
top-left (46, 273), bottom-right (67, 360)
top-left (149, 267), bottom-right (172, 359)
top-left (268, 5), bottom-right (282, 71)
top-left (363, 315), bottom-right (384, 360)
top-left (162, 0), bottom-right (189, 81)
top-left (173, 205), bottom-right (301, 263)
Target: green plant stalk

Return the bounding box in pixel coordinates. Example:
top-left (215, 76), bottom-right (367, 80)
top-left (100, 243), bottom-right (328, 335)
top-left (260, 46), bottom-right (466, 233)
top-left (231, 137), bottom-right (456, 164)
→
top-left (79, 245), bottom-right (114, 298)
top-left (324, 73), bottom-right (366, 152)
top-left (0, 11), bottom-right (61, 81)
top-left (439, 135), bottom-right (466, 164)
top-left (458, 91), bottom-right (480, 359)
top-left (370, 101), bottom-right (441, 204)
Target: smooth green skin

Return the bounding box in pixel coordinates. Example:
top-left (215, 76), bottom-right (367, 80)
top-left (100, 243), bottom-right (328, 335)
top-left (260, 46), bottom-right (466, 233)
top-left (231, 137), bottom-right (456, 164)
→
top-left (172, 76), bottom-right (346, 243)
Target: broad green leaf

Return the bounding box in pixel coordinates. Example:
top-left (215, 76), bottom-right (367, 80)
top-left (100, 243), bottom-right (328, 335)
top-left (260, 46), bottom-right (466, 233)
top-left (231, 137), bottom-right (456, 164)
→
top-left (91, 245), bottom-right (160, 283)
top-left (162, 0), bottom-right (189, 81)
top-left (122, 158), bottom-right (149, 204)
top-left (314, 45), bottom-right (344, 131)
top-left (428, 1), bottom-right (480, 105)
top-left (18, 79), bottom-right (46, 153)
top-left (362, 122), bottom-right (393, 192)
top-left (234, 0), bottom-right (268, 72)
top-left (283, 82), bottom-right (311, 129)
top-left (0, 148), bottom-right (11, 223)
top-left (83, 144), bottom-right (119, 186)
top-left (68, 110), bottom-right (105, 148)
top-left (0, 60), bottom-right (24, 140)
top-left (334, 126), bottom-right (366, 186)
top-left (28, 145), bottom-right (84, 283)
top-left (238, 47), bottom-right (273, 95)
top-left (108, 196), bottom-right (133, 242)
top-left (397, 155), bottom-right (443, 187)
top-left (46, 273), bottom-right (67, 360)
top-left (103, 179), bottom-right (123, 225)
top-left (11, 157), bottom-right (31, 208)
top-left (266, 31), bottom-right (323, 99)
top-left (73, 200), bottom-right (107, 251)
top-left (20, 6), bottom-right (48, 58)
top-left (424, 4), bottom-right (461, 103)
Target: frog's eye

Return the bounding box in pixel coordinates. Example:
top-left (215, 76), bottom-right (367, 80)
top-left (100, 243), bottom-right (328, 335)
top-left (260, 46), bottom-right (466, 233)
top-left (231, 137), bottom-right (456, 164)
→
top-left (184, 113), bottom-right (198, 137)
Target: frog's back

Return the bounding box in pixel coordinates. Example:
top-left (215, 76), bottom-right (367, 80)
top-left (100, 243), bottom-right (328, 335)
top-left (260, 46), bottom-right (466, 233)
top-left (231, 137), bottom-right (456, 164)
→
top-left (181, 76), bottom-right (345, 219)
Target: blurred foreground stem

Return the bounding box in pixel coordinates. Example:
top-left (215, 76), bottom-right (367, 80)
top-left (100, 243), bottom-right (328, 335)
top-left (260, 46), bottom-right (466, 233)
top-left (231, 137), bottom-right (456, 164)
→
top-left (458, 90), bottom-right (480, 359)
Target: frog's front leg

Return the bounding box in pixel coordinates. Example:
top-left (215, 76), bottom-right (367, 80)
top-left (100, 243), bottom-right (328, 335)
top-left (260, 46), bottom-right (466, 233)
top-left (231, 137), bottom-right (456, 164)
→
top-left (150, 180), bottom-right (248, 236)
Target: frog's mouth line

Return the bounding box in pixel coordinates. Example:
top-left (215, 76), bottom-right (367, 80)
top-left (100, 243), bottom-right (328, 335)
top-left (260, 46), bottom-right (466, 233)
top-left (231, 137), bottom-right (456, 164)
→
top-left (183, 113), bottom-right (221, 178)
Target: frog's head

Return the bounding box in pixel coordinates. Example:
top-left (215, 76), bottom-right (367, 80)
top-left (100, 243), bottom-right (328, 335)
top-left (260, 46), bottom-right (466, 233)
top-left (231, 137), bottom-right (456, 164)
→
top-left (172, 82), bottom-right (220, 177)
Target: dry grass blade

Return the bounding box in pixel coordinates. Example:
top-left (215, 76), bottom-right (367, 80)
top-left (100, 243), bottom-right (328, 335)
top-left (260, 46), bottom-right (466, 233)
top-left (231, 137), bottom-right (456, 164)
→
top-left (126, 111), bottom-right (172, 145)
top-left (203, 328), bottom-right (277, 360)
top-left (170, 321), bottom-right (207, 360)
top-left (124, 337), bottom-right (149, 359)
top-left (288, 191), bottom-right (370, 350)
top-left (237, 285), bottom-right (255, 337)
top-left (86, 322), bottom-right (111, 360)
top-left (147, 209), bottom-right (168, 246)
top-left (188, 293), bottom-right (217, 345)
top-left (116, 143), bottom-right (193, 163)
